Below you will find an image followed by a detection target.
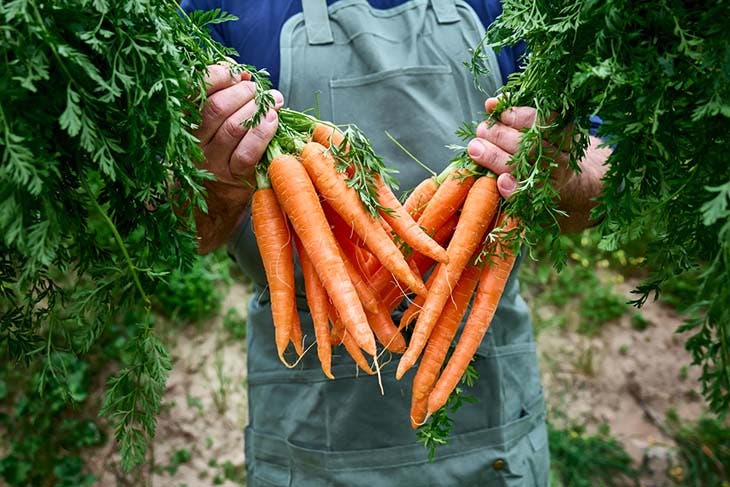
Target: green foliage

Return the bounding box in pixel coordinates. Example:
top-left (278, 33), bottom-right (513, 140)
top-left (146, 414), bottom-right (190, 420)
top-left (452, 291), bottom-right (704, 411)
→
top-left (155, 252), bottom-right (230, 323)
top-left (0, 350), bottom-right (105, 486)
top-left (417, 363), bottom-right (479, 461)
top-left (666, 410), bottom-right (730, 486)
top-left (223, 308), bottom-right (247, 340)
top-left (162, 448), bottom-right (192, 476)
top-left (488, 0), bottom-right (730, 413)
top-left (0, 0), bottom-right (249, 470)
top-left (630, 313), bottom-right (649, 332)
top-left (548, 422), bottom-right (638, 487)
top-left (519, 230), bottom-right (631, 336)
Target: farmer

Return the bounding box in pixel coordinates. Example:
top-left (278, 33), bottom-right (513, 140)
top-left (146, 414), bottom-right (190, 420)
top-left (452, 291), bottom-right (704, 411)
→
top-left (182, 0), bottom-right (611, 485)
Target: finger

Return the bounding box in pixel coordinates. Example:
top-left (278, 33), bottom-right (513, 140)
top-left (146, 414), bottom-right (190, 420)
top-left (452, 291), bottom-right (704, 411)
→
top-left (271, 89), bottom-right (285, 110)
top-left (203, 62), bottom-right (248, 96)
top-left (476, 121), bottom-right (522, 155)
top-left (202, 98), bottom-right (260, 173)
top-left (195, 81), bottom-right (257, 145)
top-left (498, 106), bottom-right (538, 129)
top-left (496, 173), bottom-right (518, 199)
top-left (484, 97), bottom-right (500, 114)
top-left (467, 138), bottom-right (513, 175)
top-left (230, 109), bottom-right (279, 180)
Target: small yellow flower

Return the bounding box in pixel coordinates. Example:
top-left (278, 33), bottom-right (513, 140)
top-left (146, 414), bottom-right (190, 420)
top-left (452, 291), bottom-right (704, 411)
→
top-left (669, 466), bottom-right (684, 482)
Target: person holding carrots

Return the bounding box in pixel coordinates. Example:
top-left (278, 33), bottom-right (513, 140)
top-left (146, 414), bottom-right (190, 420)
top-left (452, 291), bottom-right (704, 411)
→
top-left (182, 0), bottom-right (612, 485)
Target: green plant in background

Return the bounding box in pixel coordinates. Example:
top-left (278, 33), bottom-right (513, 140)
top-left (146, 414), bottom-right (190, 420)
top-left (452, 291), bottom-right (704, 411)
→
top-left (484, 0), bottom-right (730, 413)
top-left (223, 308), bottom-right (247, 340)
top-left (155, 251), bottom-right (231, 323)
top-left (0, 350), bottom-right (104, 486)
top-left (1, 256), bottom-right (232, 485)
top-left (666, 410), bottom-right (730, 486)
top-left (548, 422), bottom-right (639, 487)
top-left (519, 230), bottom-right (631, 337)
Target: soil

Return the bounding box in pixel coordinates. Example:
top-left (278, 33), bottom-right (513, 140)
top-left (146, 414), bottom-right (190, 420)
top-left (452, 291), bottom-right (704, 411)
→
top-left (90, 276), bottom-right (706, 486)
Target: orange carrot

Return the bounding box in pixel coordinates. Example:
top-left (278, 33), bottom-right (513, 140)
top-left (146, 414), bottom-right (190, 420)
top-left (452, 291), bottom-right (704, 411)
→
top-left (300, 142), bottom-right (427, 297)
top-left (342, 331), bottom-right (376, 375)
top-left (398, 266), bottom-right (440, 332)
top-left (251, 185), bottom-right (298, 365)
top-left (268, 154), bottom-right (376, 356)
top-left (328, 304), bottom-right (374, 375)
top-left (381, 214), bottom-right (460, 312)
top-left (396, 176), bottom-right (500, 379)
top-left (313, 125), bottom-right (446, 270)
top-left (410, 264), bottom-right (481, 427)
top-left (338, 243), bottom-right (381, 316)
top-left (403, 177), bottom-right (439, 220)
top-left (312, 122), bottom-right (346, 151)
top-left (330, 311), bottom-right (345, 346)
top-left (289, 302), bottom-right (304, 356)
top-left (417, 169), bottom-right (475, 235)
top-left (366, 303), bottom-right (407, 353)
top-left (427, 216), bottom-right (521, 414)
top-left (373, 174), bottom-right (449, 264)
top-left (294, 234), bottom-right (333, 379)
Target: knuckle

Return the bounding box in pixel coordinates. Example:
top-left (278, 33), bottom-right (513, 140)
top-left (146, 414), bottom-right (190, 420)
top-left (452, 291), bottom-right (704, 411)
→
top-left (231, 145), bottom-right (261, 174)
top-left (239, 81), bottom-right (257, 101)
top-left (221, 117), bottom-right (246, 140)
top-left (249, 119), bottom-right (276, 141)
top-left (203, 93), bottom-right (228, 120)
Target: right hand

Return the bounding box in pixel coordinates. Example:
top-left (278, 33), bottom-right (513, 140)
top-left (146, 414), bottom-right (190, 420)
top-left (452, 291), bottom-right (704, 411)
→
top-left (193, 62), bottom-right (284, 254)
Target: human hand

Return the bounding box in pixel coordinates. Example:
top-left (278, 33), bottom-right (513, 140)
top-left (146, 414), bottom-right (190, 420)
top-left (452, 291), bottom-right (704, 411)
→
top-left (467, 97), bottom-right (574, 199)
top-left (193, 61), bottom-right (284, 253)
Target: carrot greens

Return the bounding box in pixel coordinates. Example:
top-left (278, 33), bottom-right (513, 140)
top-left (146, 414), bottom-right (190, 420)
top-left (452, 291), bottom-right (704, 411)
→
top-left (480, 0), bottom-right (730, 414)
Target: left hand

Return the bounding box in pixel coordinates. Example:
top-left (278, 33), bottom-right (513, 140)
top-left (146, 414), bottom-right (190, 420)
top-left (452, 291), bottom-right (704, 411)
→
top-left (467, 97), bottom-right (575, 199)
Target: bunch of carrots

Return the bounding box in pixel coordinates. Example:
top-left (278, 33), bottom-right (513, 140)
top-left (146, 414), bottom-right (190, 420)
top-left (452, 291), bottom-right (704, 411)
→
top-left (251, 108), bottom-right (520, 427)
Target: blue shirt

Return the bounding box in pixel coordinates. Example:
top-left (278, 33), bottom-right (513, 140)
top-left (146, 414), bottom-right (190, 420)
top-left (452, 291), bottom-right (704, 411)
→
top-left (180, 0), bottom-right (526, 88)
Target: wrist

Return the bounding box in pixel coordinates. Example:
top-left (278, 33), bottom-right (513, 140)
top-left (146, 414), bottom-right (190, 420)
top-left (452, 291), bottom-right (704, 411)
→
top-left (195, 180), bottom-right (252, 254)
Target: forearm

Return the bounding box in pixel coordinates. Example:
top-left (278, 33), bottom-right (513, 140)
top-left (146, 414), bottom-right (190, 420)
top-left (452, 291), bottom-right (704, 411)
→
top-left (555, 135), bottom-right (611, 233)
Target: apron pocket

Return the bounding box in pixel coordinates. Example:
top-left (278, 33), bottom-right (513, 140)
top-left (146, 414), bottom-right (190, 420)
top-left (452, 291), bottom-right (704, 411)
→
top-left (246, 394), bottom-right (546, 487)
top-left (246, 427), bottom-right (292, 487)
top-left (330, 65), bottom-right (468, 191)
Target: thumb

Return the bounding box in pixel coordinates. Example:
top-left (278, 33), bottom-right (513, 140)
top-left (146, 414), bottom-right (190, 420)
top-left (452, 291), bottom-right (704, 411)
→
top-left (497, 173), bottom-right (518, 199)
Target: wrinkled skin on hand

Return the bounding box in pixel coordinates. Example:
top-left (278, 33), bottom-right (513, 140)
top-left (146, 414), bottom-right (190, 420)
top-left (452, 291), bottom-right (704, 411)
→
top-left (467, 97), bottom-right (611, 232)
top-left (192, 62), bottom-right (284, 253)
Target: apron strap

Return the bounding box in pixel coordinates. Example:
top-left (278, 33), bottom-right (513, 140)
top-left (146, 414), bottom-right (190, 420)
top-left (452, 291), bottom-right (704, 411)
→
top-left (302, 0), bottom-right (334, 45)
top-left (431, 0), bottom-right (460, 24)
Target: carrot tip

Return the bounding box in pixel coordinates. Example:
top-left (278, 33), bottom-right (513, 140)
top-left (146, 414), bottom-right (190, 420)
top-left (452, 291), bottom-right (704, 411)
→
top-left (395, 360), bottom-right (409, 380)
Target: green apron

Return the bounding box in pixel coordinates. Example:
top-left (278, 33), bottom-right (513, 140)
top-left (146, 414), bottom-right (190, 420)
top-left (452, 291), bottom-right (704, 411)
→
top-left (227, 1), bottom-right (549, 485)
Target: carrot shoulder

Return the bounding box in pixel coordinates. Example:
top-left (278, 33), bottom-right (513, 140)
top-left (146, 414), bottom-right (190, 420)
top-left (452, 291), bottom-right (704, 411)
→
top-left (427, 216), bottom-right (521, 414)
top-left (268, 154), bottom-right (376, 356)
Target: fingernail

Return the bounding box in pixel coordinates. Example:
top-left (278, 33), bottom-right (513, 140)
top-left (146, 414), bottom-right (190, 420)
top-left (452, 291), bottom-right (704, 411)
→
top-left (468, 140), bottom-right (484, 158)
top-left (270, 90), bottom-right (284, 107)
top-left (501, 174), bottom-right (517, 192)
top-left (265, 110), bottom-right (277, 123)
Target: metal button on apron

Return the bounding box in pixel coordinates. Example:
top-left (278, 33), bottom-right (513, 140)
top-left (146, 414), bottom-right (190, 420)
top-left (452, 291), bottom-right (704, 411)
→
top-left (492, 458), bottom-right (507, 471)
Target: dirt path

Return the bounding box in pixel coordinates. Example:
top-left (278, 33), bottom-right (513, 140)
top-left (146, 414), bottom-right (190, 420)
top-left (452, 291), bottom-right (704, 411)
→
top-left (538, 278), bottom-right (705, 485)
